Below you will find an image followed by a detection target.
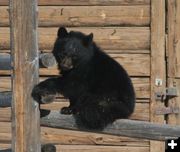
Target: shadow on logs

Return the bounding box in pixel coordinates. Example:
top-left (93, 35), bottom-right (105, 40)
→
top-left (0, 91), bottom-right (12, 107)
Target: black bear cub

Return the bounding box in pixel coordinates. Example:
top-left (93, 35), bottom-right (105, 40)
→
top-left (32, 27), bottom-right (135, 130)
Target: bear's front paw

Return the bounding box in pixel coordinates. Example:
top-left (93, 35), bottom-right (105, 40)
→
top-left (31, 86), bottom-right (42, 103)
top-left (31, 85), bottom-right (54, 104)
top-left (40, 109), bottom-right (51, 118)
top-left (61, 107), bottom-right (73, 115)
top-left (41, 144), bottom-right (56, 152)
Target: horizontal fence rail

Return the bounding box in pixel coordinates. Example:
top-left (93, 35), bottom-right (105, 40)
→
top-left (40, 111), bottom-right (180, 141)
top-left (1, 93), bottom-right (180, 141)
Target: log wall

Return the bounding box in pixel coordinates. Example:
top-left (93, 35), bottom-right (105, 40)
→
top-left (0, 0), bottom-right (173, 152)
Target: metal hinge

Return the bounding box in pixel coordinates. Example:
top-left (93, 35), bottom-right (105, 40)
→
top-left (155, 87), bottom-right (178, 101)
top-left (155, 107), bottom-right (180, 115)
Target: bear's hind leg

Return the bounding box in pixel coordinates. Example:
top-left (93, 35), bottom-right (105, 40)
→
top-left (74, 103), bottom-right (111, 130)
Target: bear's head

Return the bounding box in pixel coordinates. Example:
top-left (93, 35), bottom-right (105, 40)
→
top-left (52, 27), bottom-right (94, 72)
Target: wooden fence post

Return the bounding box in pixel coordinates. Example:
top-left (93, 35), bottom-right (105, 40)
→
top-left (150, 0), bottom-right (166, 152)
top-left (9, 0), bottom-right (40, 151)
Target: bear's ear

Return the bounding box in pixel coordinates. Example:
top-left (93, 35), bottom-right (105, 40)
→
top-left (83, 33), bottom-right (93, 46)
top-left (57, 27), bottom-right (68, 38)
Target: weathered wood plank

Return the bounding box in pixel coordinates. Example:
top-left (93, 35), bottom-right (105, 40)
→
top-left (166, 0), bottom-right (180, 125)
top-left (0, 27), bottom-right (150, 50)
top-left (0, 108), bottom-right (11, 121)
top-left (0, 132), bottom-right (11, 143)
top-left (110, 54), bottom-right (150, 76)
top-left (0, 122), bottom-right (148, 147)
top-left (41, 127), bottom-right (149, 146)
top-left (0, 6), bottom-right (150, 27)
top-left (0, 70), bottom-right (10, 75)
top-left (0, 50), bottom-right (10, 53)
top-left (150, 0), bottom-right (166, 152)
top-left (0, 122), bottom-right (149, 147)
top-left (0, 77), bottom-right (150, 98)
top-left (0, 144), bottom-right (11, 150)
top-left (133, 78), bottom-right (150, 99)
top-left (9, 0), bottom-right (40, 151)
top-left (0, 0), bottom-right (150, 6)
top-left (0, 77), bottom-right (11, 92)
top-left (0, 53), bottom-right (150, 76)
top-left (167, 78), bottom-right (180, 125)
top-left (40, 112), bottom-right (180, 141)
top-left (1, 145), bottom-right (148, 152)
top-left (0, 122), bottom-right (11, 135)
top-left (0, 122), bottom-right (11, 145)
top-left (167, 0), bottom-right (180, 125)
top-left (167, 0), bottom-right (180, 78)
top-left (55, 145), bottom-right (149, 152)
top-left (167, 0), bottom-right (176, 78)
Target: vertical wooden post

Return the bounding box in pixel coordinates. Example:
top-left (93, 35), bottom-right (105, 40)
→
top-left (150, 0), bottom-right (166, 152)
top-left (167, 0), bottom-right (180, 125)
top-left (9, 0), bottom-right (40, 151)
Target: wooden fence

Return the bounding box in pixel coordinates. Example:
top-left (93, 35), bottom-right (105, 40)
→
top-left (0, 0), bottom-right (180, 152)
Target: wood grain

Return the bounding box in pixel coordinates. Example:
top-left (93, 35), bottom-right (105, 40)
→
top-left (0, 143), bottom-right (149, 152)
top-left (167, 0), bottom-right (180, 78)
top-left (0, 143), bottom-right (11, 150)
top-left (0, 0), bottom-right (150, 6)
top-left (0, 108), bottom-right (11, 122)
top-left (9, 0), bottom-right (40, 151)
top-left (0, 6), bottom-right (150, 27)
top-left (0, 77), bottom-right (11, 92)
top-left (167, 78), bottom-right (180, 125)
top-left (150, 0), bottom-right (166, 152)
top-left (0, 53), bottom-right (150, 76)
top-left (54, 145), bottom-right (149, 152)
top-left (40, 112), bottom-right (180, 141)
top-left (41, 127), bottom-right (149, 146)
top-left (167, 0), bottom-right (180, 125)
top-left (0, 27), bottom-right (150, 50)
top-left (0, 121), bottom-right (149, 148)
top-left (0, 121), bottom-right (148, 146)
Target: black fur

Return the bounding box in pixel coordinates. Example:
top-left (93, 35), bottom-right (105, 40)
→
top-left (32, 27), bottom-right (135, 130)
top-left (41, 144), bottom-right (56, 152)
